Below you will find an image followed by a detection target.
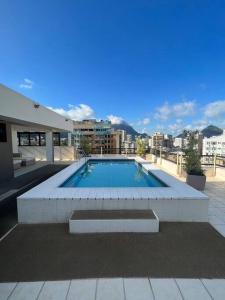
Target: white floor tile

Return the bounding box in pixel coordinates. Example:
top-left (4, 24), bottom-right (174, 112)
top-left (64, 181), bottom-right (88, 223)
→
top-left (96, 278), bottom-right (124, 300)
top-left (176, 279), bottom-right (212, 300)
top-left (213, 224), bottom-right (225, 237)
top-left (124, 278), bottom-right (154, 300)
top-left (67, 279), bottom-right (96, 300)
top-left (150, 278), bottom-right (183, 300)
top-left (0, 283), bottom-right (17, 300)
top-left (9, 282), bottom-right (43, 300)
top-left (37, 280), bottom-right (70, 300)
top-left (202, 279), bottom-right (225, 300)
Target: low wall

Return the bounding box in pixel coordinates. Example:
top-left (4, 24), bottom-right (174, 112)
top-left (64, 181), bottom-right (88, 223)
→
top-left (19, 146), bottom-right (75, 161)
top-left (146, 154), bottom-right (179, 176)
top-left (146, 154), bottom-right (219, 178)
top-left (215, 166), bottom-right (225, 180)
top-left (17, 198), bottom-right (209, 223)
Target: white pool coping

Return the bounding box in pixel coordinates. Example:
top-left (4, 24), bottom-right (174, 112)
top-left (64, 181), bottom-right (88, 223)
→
top-left (17, 155), bottom-right (209, 223)
top-left (18, 155), bottom-right (208, 201)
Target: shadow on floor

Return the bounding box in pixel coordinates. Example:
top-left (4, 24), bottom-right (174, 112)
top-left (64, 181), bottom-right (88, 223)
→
top-left (0, 164), bottom-right (69, 238)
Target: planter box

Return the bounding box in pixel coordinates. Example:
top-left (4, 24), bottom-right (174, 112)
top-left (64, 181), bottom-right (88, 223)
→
top-left (186, 174), bottom-right (206, 191)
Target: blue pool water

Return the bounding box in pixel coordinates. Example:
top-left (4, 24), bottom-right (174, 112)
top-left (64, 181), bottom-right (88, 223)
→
top-left (61, 159), bottom-right (167, 188)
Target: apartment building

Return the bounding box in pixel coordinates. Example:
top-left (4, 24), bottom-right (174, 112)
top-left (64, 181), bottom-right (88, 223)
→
top-left (203, 130), bottom-right (225, 156)
top-left (150, 132), bottom-right (173, 150)
top-left (73, 119), bottom-right (121, 153)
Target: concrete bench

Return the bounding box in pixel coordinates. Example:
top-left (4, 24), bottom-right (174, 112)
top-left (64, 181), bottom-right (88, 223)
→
top-left (69, 209), bottom-right (159, 233)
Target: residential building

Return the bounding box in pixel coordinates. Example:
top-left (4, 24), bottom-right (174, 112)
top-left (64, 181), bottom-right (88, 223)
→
top-left (151, 132), bottom-right (164, 149)
top-left (173, 137), bottom-right (184, 149)
top-left (163, 134), bottom-right (173, 149)
top-left (150, 132), bottom-right (173, 150)
top-left (203, 130), bottom-right (225, 156)
top-left (73, 119), bottom-right (121, 153)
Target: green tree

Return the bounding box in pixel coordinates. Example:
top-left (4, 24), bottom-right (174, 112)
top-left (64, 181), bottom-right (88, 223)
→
top-left (183, 131), bottom-right (204, 175)
top-left (136, 138), bottom-right (146, 157)
top-left (80, 136), bottom-right (91, 154)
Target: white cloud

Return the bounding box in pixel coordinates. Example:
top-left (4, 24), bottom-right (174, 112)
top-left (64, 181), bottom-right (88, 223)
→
top-left (107, 115), bottom-right (124, 124)
top-left (167, 118), bottom-right (209, 135)
top-left (154, 100), bottom-right (195, 121)
top-left (193, 119), bottom-right (209, 130)
top-left (137, 118), bottom-right (150, 126)
top-left (204, 100), bottom-right (225, 118)
top-left (143, 118), bottom-right (150, 125)
top-left (19, 78), bottom-right (34, 89)
top-left (48, 104), bottom-right (95, 121)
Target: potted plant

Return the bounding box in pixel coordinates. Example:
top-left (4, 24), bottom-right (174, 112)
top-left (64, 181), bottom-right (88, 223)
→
top-left (183, 131), bottom-right (206, 190)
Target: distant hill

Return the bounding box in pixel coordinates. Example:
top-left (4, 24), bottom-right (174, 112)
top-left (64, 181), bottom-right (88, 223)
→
top-left (111, 122), bottom-right (148, 139)
top-left (201, 125), bottom-right (223, 138)
top-left (177, 125), bottom-right (223, 138)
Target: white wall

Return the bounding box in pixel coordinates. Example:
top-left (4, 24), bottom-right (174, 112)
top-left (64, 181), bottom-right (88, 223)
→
top-left (0, 84), bottom-right (73, 131)
top-left (19, 146), bottom-right (75, 161)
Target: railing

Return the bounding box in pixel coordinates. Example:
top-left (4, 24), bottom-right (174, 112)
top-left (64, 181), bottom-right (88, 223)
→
top-left (77, 147), bottom-right (137, 155)
top-left (149, 147), bottom-right (225, 168)
top-left (148, 147), bottom-right (225, 178)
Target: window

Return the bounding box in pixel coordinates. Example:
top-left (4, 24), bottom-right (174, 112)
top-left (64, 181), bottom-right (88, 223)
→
top-left (30, 133), bottom-right (40, 146)
top-left (53, 133), bottom-right (60, 146)
top-left (18, 132), bottom-right (46, 146)
top-left (0, 123), bottom-right (7, 142)
top-left (40, 133), bottom-right (46, 146)
top-left (18, 133), bottom-right (29, 145)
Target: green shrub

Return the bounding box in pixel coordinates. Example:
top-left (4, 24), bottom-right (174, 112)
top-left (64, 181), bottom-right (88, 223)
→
top-left (183, 131), bottom-right (204, 176)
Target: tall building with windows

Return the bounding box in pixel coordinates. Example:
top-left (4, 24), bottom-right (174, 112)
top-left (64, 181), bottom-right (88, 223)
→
top-left (73, 119), bottom-right (121, 153)
top-left (203, 130), bottom-right (225, 156)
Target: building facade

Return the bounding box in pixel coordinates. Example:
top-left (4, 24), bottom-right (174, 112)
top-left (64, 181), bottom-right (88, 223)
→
top-left (73, 119), bottom-right (121, 154)
top-left (203, 130), bottom-right (225, 156)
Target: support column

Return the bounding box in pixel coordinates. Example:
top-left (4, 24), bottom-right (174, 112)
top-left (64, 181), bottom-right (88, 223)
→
top-left (46, 131), bottom-right (54, 163)
top-left (11, 126), bottom-right (18, 153)
top-left (68, 132), bottom-right (72, 146)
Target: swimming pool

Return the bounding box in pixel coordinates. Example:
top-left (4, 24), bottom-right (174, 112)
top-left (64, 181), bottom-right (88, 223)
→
top-left (18, 156), bottom-right (209, 223)
top-left (61, 159), bottom-right (167, 188)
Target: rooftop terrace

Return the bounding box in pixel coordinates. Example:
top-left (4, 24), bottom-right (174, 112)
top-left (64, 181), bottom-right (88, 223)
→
top-left (0, 157), bottom-right (225, 299)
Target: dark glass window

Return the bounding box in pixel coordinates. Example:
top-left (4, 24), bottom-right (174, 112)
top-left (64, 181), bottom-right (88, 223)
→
top-left (0, 123), bottom-right (7, 142)
top-left (18, 132), bottom-right (46, 146)
top-left (19, 133), bottom-right (29, 145)
top-left (30, 133), bottom-right (40, 146)
top-left (53, 133), bottom-right (60, 146)
top-left (40, 133), bottom-right (46, 146)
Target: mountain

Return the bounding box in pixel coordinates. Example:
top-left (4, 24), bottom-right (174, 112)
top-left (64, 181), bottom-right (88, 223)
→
top-left (177, 125), bottom-right (223, 138)
top-left (111, 122), bottom-right (148, 139)
top-left (201, 125), bottom-right (223, 138)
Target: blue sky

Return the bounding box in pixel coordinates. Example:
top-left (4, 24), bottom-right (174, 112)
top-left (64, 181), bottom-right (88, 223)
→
top-left (1, 0), bottom-right (225, 134)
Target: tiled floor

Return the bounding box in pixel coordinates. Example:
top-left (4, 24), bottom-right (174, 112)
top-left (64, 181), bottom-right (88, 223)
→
top-left (1, 278), bottom-right (225, 300)
top-left (205, 181), bottom-right (225, 237)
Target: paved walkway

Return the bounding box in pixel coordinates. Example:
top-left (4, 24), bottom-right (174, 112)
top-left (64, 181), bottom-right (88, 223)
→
top-left (205, 181), bottom-right (225, 237)
top-left (1, 278), bottom-right (225, 300)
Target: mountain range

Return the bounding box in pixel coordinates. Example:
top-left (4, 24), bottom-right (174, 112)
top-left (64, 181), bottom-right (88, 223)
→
top-left (177, 125), bottom-right (223, 138)
top-left (111, 122), bottom-right (148, 139)
top-left (112, 122), bottom-right (223, 139)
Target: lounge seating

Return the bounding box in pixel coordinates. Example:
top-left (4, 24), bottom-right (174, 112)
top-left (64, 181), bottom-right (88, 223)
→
top-left (13, 159), bottom-right (22, 170)
top-left (21, 157), bottom-right (35, 166)
top-left (13, 153), bottom-right (36, 168)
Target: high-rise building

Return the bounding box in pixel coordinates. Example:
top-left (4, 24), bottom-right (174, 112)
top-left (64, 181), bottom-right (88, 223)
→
top-left (73, 119), bottom-right (121, 153)
top-left (203, 130), bottom-right (225, 156)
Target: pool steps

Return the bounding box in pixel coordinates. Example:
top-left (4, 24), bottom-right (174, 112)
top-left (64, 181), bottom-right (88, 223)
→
top-left (69, 209), bottom-right (159, 233)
